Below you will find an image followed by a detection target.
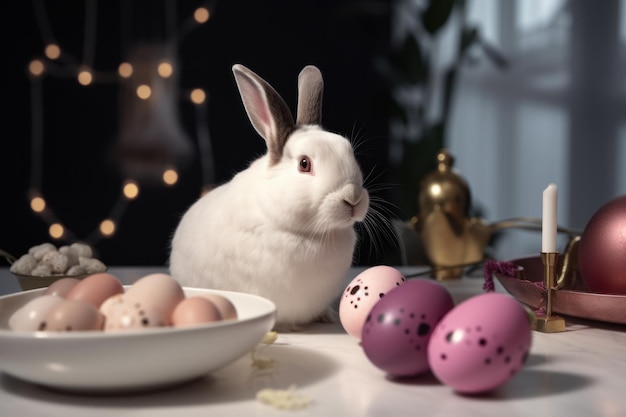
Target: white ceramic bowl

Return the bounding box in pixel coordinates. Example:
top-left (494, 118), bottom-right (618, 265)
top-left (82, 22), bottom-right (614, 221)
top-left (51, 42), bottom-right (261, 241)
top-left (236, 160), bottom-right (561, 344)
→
top-left (0, 287), bottom-right (276, 393)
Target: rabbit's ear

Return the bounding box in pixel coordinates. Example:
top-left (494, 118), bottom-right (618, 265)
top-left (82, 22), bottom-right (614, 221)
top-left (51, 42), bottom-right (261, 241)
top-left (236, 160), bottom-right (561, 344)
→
top-left (296, 65), bottom-right (323, 126)
top-left (232, 64), bottom-right (295, 164)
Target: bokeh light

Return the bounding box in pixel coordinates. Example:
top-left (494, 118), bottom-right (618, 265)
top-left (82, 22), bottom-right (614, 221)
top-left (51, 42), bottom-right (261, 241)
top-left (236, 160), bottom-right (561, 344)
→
top-left (158, 62), bottom-right (173, 78)
top-left (30, 196), bottom-right (46, 213)
top-left (190, 88), bottom-right (206, 104)
top-left (163, 169), bottom-right (179, 185)
top-left (78, 69), bottom-right (93, 86)
top-left (136, 84), bottom-right (152, 99)
top-left (49, 224), bottom-right (65, 239)
top-left (118, 62), bottom-right (133, 78)
top-left (123, 180), bottom-right (140, 200)
top-left (28, 59), bottom-right (45, 77)
top-left (194, 7), bottom-right (210, 23)
top-left (100, 219), bottom-right (116, 236)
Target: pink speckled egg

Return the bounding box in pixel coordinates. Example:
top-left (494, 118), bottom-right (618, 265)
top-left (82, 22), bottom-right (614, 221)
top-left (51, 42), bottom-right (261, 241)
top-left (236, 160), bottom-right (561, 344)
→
top-left (339, 265), bottom-right (406, 339)
top-left (361, 279), bottom-right (454, 378)
top-left (427, 292), bottom-right (532, 394)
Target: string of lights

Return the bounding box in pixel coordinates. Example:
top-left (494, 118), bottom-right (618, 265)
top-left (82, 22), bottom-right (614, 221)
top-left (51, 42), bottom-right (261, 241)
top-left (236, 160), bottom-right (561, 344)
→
top-left (26, 0), bottom-right (214, 246)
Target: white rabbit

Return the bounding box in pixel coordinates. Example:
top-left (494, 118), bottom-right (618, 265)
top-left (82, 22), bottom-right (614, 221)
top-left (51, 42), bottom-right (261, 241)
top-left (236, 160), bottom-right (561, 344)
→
top-left (168, 64), bottom-right (369, 330)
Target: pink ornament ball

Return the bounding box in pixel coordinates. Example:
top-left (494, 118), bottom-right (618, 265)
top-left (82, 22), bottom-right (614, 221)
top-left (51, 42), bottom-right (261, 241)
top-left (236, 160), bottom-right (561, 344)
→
top-left (578, 194), bottom-right (626, 295)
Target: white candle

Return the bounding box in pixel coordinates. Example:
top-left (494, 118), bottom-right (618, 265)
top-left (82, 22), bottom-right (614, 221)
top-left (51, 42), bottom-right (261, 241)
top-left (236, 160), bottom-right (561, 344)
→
top-left (542, 183), bottom-right (558, 253)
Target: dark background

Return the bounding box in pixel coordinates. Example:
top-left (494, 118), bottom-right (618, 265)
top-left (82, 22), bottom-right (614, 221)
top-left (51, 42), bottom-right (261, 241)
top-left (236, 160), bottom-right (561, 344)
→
top-left (2, 0), bottom-right (404, 267)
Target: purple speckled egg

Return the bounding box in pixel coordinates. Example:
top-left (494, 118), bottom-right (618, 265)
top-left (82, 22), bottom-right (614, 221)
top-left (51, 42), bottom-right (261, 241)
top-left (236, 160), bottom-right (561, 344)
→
top-left (361, 279), bottom-right (454, 378)
top-left (427, 292), bottom-right (532, 394)
top-left (339, 265), bottom-right (406, 340)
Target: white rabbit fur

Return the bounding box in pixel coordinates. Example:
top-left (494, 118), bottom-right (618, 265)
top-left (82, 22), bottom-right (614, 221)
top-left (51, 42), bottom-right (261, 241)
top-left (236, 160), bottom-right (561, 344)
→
top-left (168, 64), bottom-right (369, 330)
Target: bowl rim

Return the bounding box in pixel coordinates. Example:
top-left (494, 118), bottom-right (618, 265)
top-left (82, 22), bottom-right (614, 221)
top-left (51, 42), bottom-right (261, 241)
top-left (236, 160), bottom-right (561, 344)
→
top-left (11, 270), bottom-right (109, 291)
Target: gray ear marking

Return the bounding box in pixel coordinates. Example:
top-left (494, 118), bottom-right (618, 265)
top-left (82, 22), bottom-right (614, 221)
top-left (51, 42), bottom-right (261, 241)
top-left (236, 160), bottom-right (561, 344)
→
top-left (296, 65), bottom-right (324, 126)
top-left (232, 64), bottom-right (295, 165)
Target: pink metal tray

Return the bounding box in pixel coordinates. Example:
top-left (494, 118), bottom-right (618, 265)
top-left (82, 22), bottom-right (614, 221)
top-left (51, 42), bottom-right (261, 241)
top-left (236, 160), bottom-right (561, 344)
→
top-left (493, 256), bottom-right (626, 325)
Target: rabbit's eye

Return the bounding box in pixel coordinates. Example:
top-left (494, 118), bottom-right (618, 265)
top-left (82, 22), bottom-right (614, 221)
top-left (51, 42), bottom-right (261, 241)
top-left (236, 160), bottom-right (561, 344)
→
top-left (298, 156), bottom-right (312, 173)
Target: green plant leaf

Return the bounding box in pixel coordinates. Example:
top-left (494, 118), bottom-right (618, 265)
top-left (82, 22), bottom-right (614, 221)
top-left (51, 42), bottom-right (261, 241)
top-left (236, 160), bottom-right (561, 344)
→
top-left (389, 35), bottom-right (430, 84)
top-left (392, 123), bottom-right (445, 217)
top-left (478, 38), bottom-right (510, 69)
top-left (421, 0), bottom-right (457, 34)
top-left (460, 27), bottom-right (479, 53)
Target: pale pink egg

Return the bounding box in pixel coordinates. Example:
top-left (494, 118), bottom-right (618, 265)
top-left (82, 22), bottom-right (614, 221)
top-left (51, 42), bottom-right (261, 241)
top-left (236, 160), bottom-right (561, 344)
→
top-left (172, 297), bottom-right (223, 328)
top-left (124, 273), bottom-right (185, 326)
top-left (65, 272), bottom-right (124, 308)
top-left (44, 277), bottom-right (81, 297)
top-left (339, 265), bottom-right (406, 339)
top-left (40, 299), bottom-right (105, 332)
top-left (198, 294), bottom-right (238, 320)
top-left (8, 295), bottom-right (65, 331)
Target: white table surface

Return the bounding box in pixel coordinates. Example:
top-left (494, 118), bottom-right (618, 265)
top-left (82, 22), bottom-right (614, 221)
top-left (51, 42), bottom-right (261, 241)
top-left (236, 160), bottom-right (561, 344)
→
top-left (1, 265), bottom-right (625, 417)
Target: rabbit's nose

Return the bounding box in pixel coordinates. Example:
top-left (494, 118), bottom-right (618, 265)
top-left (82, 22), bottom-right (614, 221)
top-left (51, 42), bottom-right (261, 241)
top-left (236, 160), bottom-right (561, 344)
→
top-left (341, 183), bottom-right (363, 207)
top-left (341, 184), bottom-right (369, 222)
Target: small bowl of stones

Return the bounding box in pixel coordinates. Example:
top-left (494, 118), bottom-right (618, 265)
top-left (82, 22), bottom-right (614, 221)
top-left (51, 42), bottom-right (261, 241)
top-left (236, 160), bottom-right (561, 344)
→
top-left (6, 242), bottom-right (107, 291)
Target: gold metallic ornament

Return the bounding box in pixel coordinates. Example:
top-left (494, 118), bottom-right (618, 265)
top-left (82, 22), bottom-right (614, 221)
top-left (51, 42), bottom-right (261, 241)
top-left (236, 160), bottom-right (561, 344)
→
top-left (414, 149), bottom-right (492, 280)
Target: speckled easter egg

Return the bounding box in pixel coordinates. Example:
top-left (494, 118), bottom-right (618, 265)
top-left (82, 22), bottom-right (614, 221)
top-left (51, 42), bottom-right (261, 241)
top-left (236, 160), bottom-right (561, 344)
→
top-left (339, 265), bottom-right (406, 340)
top-left (360, 279), bottom-right (454, 378)
top-left (427, 292), bottom-right (532, 394)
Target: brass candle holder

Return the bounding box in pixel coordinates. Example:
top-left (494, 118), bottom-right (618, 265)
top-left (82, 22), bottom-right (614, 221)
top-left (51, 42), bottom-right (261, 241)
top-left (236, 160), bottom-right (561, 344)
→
top-left (532, 252), bottom-right (566, 332)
